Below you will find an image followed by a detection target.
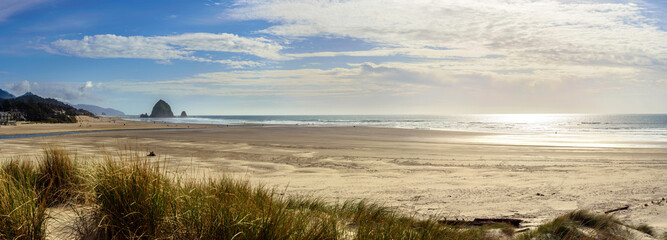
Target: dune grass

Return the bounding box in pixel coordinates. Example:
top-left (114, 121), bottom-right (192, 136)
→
top-left (0, 146), bottom-right (82, 240)
top-left (0, 147), bottom-right (661, 240)
top-left (631, 223), bottom-right (655, 237)
top-left (516, 210), bottom-right (630, 240)
top-left (170, 178), bottom-right (339, 239)
top-left (38, 146), bottom-right (84, 206)
top-left (0, 160), bottom-right (46, 240)
top-left (82, 149), bottom-right (492, 240)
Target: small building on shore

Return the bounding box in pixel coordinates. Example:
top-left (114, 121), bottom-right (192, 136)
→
top-left (0, 111), bottom-right (17, 126)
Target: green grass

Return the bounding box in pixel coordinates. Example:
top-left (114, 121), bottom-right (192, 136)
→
top-left (516, 210), bottom-right (628, 240)
top-left (0, 159), bottom-right (46, 240)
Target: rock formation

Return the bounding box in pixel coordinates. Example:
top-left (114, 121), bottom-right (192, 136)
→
top-left (149, 99), bottom-right (174, 118)
top-left (180, 111), bottom-right (187, 117)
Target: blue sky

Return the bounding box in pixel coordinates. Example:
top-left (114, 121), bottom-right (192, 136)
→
top-left (1, 0), bottom-right (666, 115)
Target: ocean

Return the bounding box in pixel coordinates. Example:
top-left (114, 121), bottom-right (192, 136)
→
top-left (127, 114), bottom-right (667, 148)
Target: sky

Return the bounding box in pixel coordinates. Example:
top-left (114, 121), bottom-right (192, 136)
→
top-left (0, 0), bottom-right (665, 115)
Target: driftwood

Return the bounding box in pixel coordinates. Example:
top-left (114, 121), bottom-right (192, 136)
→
top-left (440, 218), bottom-right (522, 227)
top-left (147, 151), bottom-right (156, 157)
top-left (604, 205), bottom-right (629, 214)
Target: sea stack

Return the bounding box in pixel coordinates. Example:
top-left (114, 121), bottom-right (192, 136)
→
top-left (149, 99), bottom-right (174, 118)
top-left (180, 111), bottom-right (187, 118)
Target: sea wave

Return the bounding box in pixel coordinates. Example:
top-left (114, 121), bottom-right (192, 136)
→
top-left (124, 114), bottom-right (667, 146)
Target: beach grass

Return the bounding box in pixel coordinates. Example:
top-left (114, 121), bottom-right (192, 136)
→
top-left (90, 155), bottom-right (173, 239)
top-left (78, 148), bottom-right (493, 239)
top-left (37, 146), bottom-right (83, 206)
top-left (516, 210), bottom-right (629, 240)
top-left (631, 223), bottom-right (655, 237)
top-left (0, 147), bottom-right (660, 240)
top-left (0, 159), bottom-right (46, 240)
top-left (170, 178), bottom-right (339, 239)
top-left (85, 151), bottom-right (481, 240)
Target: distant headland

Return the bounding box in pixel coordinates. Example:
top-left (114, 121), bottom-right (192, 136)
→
top-left (0, 89), bottom-right (93, 123)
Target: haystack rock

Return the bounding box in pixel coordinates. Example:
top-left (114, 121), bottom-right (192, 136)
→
top-left (149, 99), bottom-right (174, 118)
top-left (180, 111), bottom-right (187, 117)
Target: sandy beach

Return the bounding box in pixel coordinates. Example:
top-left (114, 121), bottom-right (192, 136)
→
top-left (0, 116), bottom-right (219, 136)
top-left (1, 118), bottom-right (666, 235)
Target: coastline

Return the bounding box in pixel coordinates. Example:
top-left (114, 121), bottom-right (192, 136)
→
top-left (1, 117), bottom-right (666, 233)
top-left (0, 116), bottom-right (220, 136)
top-left (4, 116), bottom-right (665, 148)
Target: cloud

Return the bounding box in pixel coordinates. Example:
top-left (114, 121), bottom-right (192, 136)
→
top-left (97, 56), bottom-right (667, 113)
top-left (79, 81), bottom-right (93, 92)
top-left (102, 65), bottom-right (418, 97)
top-left (228, 0), bottom-right (666, 67)
top-left (47, 33), bottom-right (288, 68)
top-left (8, 80), bottom-right (33, 94)
top-left (0, 0), bottom-right (50, 22)
top-left (153, 33), bottom-right (286, 60)
top-left (286, 48), bottom-right (493, 59)
top-left (220, 0), bottom-right (666, 113)
top-left (4, 80), bottom-right (100, 103)
top-left (17, 0), bottom-right (665, 113)
top-left (99, 60), bottom-right (635, 97)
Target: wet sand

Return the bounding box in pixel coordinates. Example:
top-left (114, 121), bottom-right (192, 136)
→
top-left (1, 118), bottom-right (666, 234)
